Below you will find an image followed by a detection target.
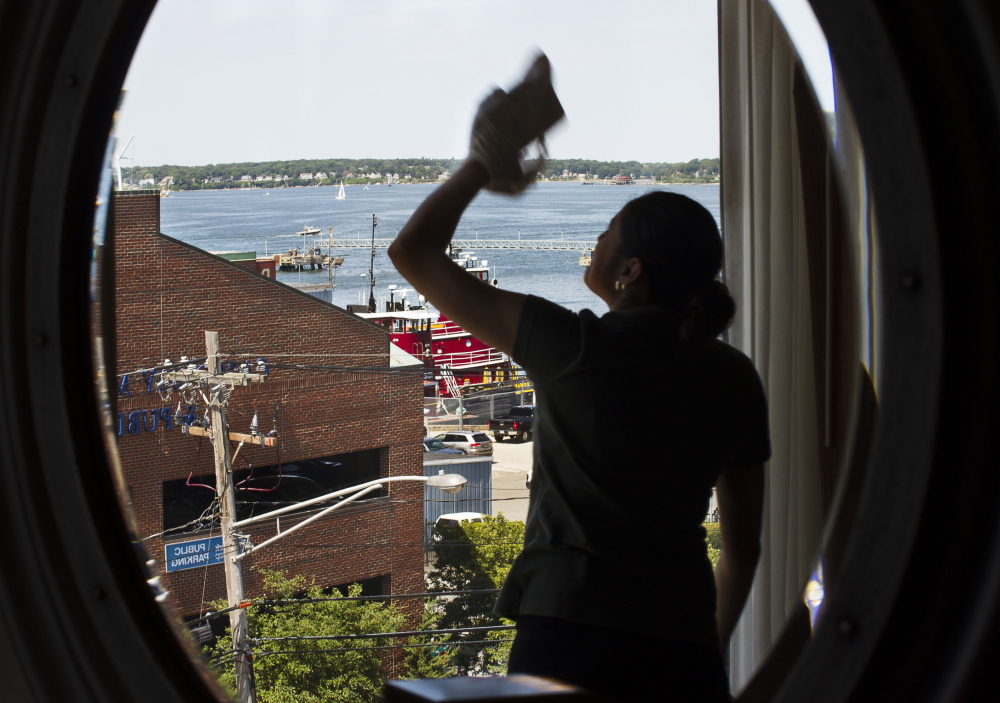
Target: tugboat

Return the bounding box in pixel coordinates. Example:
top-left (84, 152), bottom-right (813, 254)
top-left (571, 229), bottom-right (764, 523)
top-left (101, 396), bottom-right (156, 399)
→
top-left (355, 248), bottom-right (513, 397)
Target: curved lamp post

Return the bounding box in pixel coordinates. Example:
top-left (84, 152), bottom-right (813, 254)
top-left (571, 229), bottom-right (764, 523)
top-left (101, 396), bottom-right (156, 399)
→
top-left (218, 471), bottom-right (467, 701)
top-left (230, 472), bottom-right (468, 562)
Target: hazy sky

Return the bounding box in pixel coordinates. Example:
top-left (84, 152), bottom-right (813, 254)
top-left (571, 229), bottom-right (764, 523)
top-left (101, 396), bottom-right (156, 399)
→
top-left (117, 0), bottom-right (832, 167)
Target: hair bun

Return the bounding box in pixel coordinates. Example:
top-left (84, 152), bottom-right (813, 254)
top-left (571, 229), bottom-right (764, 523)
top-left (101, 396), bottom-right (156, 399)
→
top-left (681, 280), bottom-right (736, 343)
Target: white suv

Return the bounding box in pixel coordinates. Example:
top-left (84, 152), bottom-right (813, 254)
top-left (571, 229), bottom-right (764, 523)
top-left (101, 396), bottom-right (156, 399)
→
top-left (434, 431), bottom-right (494, 456)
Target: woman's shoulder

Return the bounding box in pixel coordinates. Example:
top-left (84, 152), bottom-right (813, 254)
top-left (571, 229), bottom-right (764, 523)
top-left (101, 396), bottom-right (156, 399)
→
top-left (700, 339), bottom-right (765, 384)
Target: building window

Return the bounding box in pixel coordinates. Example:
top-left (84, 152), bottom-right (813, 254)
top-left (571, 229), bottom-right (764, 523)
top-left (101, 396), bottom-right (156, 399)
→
top-left (162, 447), bottom-right (383, 532)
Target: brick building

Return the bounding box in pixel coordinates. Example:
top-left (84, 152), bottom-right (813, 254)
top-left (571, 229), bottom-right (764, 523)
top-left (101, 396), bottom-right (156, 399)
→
top-left (111, 190), bottom-right (425, 622)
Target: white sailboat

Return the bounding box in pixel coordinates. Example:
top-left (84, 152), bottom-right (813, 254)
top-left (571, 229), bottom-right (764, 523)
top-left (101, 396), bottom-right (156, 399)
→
top-left (335, 181), bottom-right (346, 200)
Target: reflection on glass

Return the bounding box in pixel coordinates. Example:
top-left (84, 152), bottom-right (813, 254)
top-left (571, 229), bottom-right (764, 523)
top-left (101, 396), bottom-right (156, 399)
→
top-left (769, 0), bottom-right (836, 113)
top-left (804, 558), bottom-right (825, 629)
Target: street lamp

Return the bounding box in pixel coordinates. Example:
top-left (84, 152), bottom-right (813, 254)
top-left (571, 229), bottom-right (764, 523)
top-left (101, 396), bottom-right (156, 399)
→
top-left (229, 472), bottom-right (468, 561)
top-left (210, 469), bottom-right (466, 702)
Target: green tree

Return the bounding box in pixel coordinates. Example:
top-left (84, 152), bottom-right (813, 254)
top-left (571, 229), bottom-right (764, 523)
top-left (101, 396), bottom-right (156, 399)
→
top-left (208, 569), bottom-right (406, 703)
top-left (401, 605), bottom-right (451, 679)
top-left (705, 522), bottom-right (721, 568)
top-left (426, 514), bottom-right (523, 675)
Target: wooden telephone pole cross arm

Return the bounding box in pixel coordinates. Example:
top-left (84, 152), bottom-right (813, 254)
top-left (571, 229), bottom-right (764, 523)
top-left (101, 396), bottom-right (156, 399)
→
top-left (164, 369), bottom-right (267, 386)
top-left (180, 425), bottom-right (277, 447)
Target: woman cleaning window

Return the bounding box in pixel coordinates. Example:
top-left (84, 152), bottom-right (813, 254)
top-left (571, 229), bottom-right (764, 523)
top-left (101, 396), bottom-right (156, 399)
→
top-left (388, 54), bottom-right (768, 702)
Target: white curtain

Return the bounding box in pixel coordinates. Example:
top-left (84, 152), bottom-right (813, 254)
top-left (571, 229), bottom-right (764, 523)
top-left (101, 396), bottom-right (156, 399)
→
top-left (719, 0), bottom-right (824, 692)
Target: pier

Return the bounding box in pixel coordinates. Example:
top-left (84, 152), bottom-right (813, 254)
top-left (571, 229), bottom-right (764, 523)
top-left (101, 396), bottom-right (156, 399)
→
top-left (324, 238), bottom-right (596, 251)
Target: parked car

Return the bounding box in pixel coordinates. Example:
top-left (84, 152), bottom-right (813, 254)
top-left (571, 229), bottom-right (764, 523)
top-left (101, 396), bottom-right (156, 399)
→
top-left (434, 431), bottom-right (494, 456)
top-left (433, 512), bottom-right (487, 541)
top-left (423, 437), bottom-right (464, 455)
top-left (488, 405), bottom-right (536, 442)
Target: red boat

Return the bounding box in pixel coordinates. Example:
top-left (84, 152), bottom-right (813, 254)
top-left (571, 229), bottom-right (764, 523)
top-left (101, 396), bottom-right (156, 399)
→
top-left (356, 250), bottom-right (514, 397)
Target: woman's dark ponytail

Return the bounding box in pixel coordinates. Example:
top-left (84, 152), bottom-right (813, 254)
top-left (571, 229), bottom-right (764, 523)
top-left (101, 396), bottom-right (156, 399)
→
top-left (680, 279), bottom-right (736, 344)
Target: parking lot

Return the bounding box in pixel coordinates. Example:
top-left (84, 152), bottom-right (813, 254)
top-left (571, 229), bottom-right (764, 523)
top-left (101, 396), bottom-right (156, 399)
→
top-left (490, 437), bottom-right (533, 523)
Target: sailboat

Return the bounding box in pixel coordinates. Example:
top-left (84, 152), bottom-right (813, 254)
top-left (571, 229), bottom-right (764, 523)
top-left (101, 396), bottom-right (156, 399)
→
top-left (335, 181), bottom-right (346, 200)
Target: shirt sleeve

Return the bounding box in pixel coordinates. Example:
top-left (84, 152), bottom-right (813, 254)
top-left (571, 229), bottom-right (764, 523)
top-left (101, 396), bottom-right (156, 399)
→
top-left (512, 295), bottom-right (586, 387)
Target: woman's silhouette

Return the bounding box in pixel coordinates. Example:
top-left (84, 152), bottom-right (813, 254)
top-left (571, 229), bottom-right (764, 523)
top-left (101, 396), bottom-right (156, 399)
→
top-left (388, 54), bottom-right (768, 702)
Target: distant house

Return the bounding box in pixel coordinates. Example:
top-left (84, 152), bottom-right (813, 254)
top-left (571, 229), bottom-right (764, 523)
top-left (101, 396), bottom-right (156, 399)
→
top-left (158, 176), bottom-right (173, 186)
top-left (240, 175), bottom-right (252, 181)
top-left (299, 173), bottom-right (313, 180)
top-left (315, 172), bottom-right (327, 180)
top-left (138, 178), bottom-right (154, 186)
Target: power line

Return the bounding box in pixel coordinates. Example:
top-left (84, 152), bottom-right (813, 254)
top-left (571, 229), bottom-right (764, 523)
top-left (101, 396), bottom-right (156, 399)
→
top-left (256, 624), bottom-right (515, 644)
top-left (191, 588), bottom-right (503, 623)
top-left (214, 639), bottom-right (514, 664)
top-left (155, 495), bottom-right (528, 538)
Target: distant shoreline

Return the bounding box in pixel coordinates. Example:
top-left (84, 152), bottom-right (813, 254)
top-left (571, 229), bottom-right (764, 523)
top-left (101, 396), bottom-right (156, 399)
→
top-left (149, 180), bottom-right (720, 193)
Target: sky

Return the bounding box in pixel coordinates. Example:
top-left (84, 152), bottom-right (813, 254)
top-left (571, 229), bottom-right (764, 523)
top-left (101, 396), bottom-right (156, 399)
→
top-left (117, 0), bottom-right (833, 167)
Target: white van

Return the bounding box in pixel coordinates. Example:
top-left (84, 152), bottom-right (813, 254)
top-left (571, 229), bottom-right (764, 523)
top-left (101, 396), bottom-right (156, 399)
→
top-left (433, 512), bottom-right (487, 541)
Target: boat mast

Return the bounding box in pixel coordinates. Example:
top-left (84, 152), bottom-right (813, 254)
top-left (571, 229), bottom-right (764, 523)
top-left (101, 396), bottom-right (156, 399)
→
top-left (368, 213), bottom-right (378, 312)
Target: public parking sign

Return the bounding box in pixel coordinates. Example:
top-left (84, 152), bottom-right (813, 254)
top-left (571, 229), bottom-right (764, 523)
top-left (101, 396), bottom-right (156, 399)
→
top-left (164, 536), bottom-right (225, 573)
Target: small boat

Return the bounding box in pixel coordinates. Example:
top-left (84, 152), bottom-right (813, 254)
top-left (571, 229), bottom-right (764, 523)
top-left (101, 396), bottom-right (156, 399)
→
top-left (335, 181), bottom-right (346, 200)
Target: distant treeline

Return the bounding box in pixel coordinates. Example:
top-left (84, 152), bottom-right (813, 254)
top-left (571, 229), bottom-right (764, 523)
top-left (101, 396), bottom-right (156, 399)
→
top-left (130, 157), bottom-right (720, 190)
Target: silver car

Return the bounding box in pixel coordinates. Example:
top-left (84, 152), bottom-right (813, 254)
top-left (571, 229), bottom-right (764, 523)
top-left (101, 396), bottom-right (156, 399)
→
top-left (434, 431), bottom-right (494, 456)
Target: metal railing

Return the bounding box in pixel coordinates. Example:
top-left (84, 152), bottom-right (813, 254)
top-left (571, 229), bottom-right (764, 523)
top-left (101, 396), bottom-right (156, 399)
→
top-left (434, 349), bottom-right (506, 368)
top-left (424, 390), bottom-right (535, 431)
top-left (323, 238), bottom-right (596, 251)
top-left (431, 319), bottom-right (466, 338)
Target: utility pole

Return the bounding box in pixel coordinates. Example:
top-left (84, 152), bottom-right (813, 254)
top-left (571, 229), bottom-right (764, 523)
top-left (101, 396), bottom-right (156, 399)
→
top-left (368, 213), bottom-right (378, 312)
top-left (206, 331), bottom-right (256, 703)
top-left (166, 332), bottom-right (272, 703)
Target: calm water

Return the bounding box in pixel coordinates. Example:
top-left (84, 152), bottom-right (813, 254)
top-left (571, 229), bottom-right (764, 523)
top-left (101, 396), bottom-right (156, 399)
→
top-left (160, 182), bottom-right (720, 314)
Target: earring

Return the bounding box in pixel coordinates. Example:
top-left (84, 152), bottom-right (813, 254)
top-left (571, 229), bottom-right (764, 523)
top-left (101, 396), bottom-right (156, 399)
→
top-left (614, 280), bottom-right (625, 291)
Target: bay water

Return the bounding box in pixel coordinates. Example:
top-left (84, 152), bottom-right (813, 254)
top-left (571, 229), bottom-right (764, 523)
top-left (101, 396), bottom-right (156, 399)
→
top-left (159, 182), bottom-right (720, 315)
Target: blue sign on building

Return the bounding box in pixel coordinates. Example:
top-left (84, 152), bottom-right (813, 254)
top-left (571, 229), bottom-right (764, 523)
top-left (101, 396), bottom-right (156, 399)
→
top-left (164, 536), bottom-right (225, 573)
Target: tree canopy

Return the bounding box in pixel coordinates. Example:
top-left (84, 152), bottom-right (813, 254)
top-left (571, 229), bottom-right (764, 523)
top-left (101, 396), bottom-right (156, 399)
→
top-left (424, 513), bottom-right (524, 675)
top-left (208, 569), bottom-right (406, 703)
top-left (120, 157), bottom-right (720, 190)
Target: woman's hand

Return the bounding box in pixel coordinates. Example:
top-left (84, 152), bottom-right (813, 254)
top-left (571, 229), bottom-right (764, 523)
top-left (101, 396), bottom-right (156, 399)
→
top-left (468, 53), bottom-right (565, 194)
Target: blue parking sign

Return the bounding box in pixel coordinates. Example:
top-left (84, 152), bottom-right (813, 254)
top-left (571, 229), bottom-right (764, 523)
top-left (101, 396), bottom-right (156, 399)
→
top-left (164, 536), bottom-right (225, 573)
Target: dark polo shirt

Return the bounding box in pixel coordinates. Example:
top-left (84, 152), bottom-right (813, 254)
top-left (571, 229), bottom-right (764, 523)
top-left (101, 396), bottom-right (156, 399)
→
top-left (495, 295), bottom-right (770, 646)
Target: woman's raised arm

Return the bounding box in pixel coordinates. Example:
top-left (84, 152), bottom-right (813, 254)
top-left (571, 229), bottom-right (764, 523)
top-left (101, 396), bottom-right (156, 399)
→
top-left (387, 161), bottom-right (527, 356)
top-left (388, 53), bottom-right (564, 356)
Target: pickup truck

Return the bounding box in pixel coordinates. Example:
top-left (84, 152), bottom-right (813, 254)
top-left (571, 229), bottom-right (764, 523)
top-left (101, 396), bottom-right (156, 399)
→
top-left (488, 405), bottom-right (536, 442)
